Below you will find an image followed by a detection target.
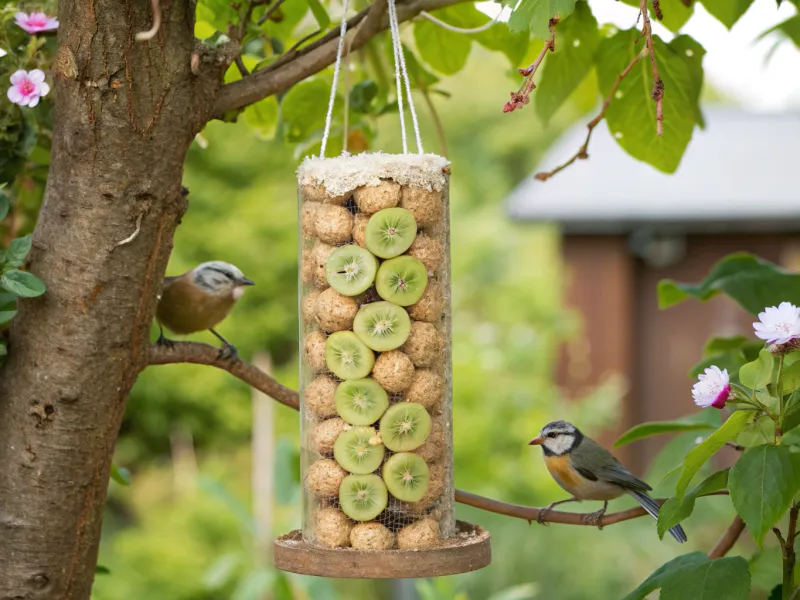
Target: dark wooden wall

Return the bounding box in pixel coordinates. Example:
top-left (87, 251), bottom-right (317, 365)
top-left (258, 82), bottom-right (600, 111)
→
top-left (556, 233), bottom-right (799, 472)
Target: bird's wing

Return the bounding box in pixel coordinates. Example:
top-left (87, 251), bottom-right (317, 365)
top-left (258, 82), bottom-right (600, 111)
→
top-left (572, 437), bottom-right (652, 492)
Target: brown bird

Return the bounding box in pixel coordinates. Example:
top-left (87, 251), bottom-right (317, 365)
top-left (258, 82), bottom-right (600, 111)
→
top-left (156, 261), bottom-right (254, 358)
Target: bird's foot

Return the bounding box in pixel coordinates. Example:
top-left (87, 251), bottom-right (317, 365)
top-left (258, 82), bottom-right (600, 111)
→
top-left (156, 333), bottom-right (175, 349)
top-left (537, 504), bottom-right (556, 526)
top-left (585, 504), bottom-right (608, 530)
top-left (217, 343), bottom-right (239, 361)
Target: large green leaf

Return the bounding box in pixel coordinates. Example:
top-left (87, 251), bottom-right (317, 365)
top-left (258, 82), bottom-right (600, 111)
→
top-left (739, 349), bottom-right (774, 391)
top-left (622, 552), bottom-right (709, 600)
top-left (749, 547), bottom-right (783, 593)
top-left (243, 96), bottom-right (279, 140)
top-left (615, 417), bottom-right (716, 447)
top-left (674, 410), bottom-right (750, 499)
top-left (304, 0), bottom-right (330, 29)
top-left (781, 393), bottom-right (800, 434)
top-left (657, 469), bottom-right (728, 539)
top-left (658, 253), bottom-right (800, 315)
top-left (701, 0), bottom-right (755, 29)
top-left (0, 191), bottom-right (8, 220)
top-left (413, 17), bottom-right (473, 75)
top-left (730, 444), bottom-right (800, 545)
top-left (508, 0), bottom-right (577, 41)
top-left (660, 557), bottom-right (750, 599)
top-left (759, 15), bottom-right (800, 49)
top-left (595, 29), bottom-right (703, 174)
top-left (0, 269), bottom-right (46, 298)
top-left (535, 1), bottom-right (599, 125)
top-left (669, 35), bottom-right (706, 128)
top-left (280, 78), bottom-right (330, 143)
top-left (704, 336), bottom-right (749, 356)
top-left (0, 309), bottom-right (17, 324)
top-left (4, 234), bottom-right (32, 268)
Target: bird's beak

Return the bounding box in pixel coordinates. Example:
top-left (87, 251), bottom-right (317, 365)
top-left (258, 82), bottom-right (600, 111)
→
top-left (239, 277), bottom-right (255, 286)
top-left (528, 436), bottom-right (543, 446)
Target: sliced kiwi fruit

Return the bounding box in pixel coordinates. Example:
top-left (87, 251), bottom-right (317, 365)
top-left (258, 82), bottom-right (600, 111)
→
top-left (365, 207), bottom-right (417, 259)
top-left (375, 256), bottom-right (428, 307)
top-left (325, 245), bottom-right (379, 296)
top-left (353, 301), bottom-right (412, 352)
top-left (339, 474), bottom-right (389, 521)
top-left (325, 331), bottom-right (375, 380)
top-left (335, 378), bottom-right (389, 425)
top-left (379, 402), bottom-right (431, 452)
top-left (382, 452), bottom-right (430, 503)
top-left (334, 426), bottom-right (385, 474)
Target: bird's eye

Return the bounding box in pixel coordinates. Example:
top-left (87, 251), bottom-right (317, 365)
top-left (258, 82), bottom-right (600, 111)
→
top-left (547, 432), bottom-right (557, 438)
top-left (224, 272), bottom-right (234, 280)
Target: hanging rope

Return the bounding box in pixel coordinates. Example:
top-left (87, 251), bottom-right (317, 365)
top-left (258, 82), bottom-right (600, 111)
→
top-left (418, 10), bottom-right (500, 34)
top-left (320, 0), bottom-right (424, 157)
top-left (319, 0), bottom-right (351, 158)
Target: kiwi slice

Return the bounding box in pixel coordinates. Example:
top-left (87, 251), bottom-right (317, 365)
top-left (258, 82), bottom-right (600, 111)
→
top-left (325, 331), bottom-right (375, 380)
top-left (382, 452), bottom-right (430, 503)
top-left (334, 426), bottom-right (385, 474)
top-left (325, 245), bottom-right (379, 296)
top-left (339, 474), bottom-right (389, 521)
top-left (353, 301), bottom-right (412, 352)
top-left (365, 208), bottom-right (417, 259)
top-left (379, 402), bottom-right (431, 452)
top-left (335, 378), bottom-right (389, 425)
top-left (375, 256), bottom-right (428, 307)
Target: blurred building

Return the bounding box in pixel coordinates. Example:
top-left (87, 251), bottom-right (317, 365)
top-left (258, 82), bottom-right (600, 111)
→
top-left (507, 108), bottom-right (800, 469)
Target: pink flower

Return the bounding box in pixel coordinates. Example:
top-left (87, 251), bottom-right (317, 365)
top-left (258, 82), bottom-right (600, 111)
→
top-left (14, 12), bottom-right (59, 34)
top-left (692, 366), bottom-right (731, 409)
top-left (7, 70), bottom-right (50, 107)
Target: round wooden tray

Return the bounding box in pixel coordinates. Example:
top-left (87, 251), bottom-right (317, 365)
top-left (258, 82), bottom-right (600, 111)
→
top-left (274, 520), bottom-right (491, 578)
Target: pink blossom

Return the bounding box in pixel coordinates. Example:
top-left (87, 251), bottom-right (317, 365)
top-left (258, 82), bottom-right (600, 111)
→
top-left (7, 70), bottom-right (50, 107)
top-left (14, 12), bottom-right (59, 34)
top-left (692, 366), bottom-right (732, 409)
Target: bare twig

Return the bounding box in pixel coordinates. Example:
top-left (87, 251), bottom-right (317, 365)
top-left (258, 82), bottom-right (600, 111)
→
top-left (111, 213), bottom-right (144, 250)
top-left (725, 442), bottom-right (745, 452)
top-left (212, 0), bottom-right (474, 117)
top-left (779, 505), bottom-right (800, 600)
top-left (534, 48), bottom-right (645, 181)
top-left (284, 28), bottom-right (325, 55)
top-left (147, 340), bottom-right (731, 528)
top-left (420, 86), bottom-right (448, 157)
top-left (503, 19), bottom-right (557, 113)
top-left (708, 516), bottom-right (745, 559)
top-left (234, 56), bottom-right (251, 77)
top-left (638, 0), bottom-right (663, 135)
top-left (135, 0), bottom-right (161, 41)
top-left (257, 0), bottom-right (288, 26)
top-left (352, 0), bottom-right (388, 47)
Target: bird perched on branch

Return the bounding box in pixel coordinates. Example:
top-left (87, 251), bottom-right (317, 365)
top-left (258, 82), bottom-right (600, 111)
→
top-left (155, 261), bottom-right (254, 358)
top-left (529, 420), bottom-right (687, 543)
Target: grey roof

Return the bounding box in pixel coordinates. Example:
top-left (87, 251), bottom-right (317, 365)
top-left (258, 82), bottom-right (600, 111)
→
top-left (507, 107), bottom-right (800, 234)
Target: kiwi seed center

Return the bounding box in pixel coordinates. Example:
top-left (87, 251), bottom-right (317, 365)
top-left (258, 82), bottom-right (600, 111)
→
top-left (353, 392), bottom-right (369, 408)
top-left (343, 260), bottom-right (360, 280)
top-left (402, 470), bottom-right (414, 483)
top-left (341, 350), bottom-right (355, 366)
top-left (358, 490), bottom-right (367, 500)
top-left (373, 319), bottom-right (391, 335)
top-left (400, 420), bottom-right (413, 433)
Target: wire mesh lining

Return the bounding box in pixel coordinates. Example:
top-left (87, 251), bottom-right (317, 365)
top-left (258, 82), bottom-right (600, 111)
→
top-left (298, 154), bottom-right (454, 550)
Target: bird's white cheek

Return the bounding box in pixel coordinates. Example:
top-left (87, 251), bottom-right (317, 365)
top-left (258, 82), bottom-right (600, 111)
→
top-left (233, 287), bottom-right (246, 300)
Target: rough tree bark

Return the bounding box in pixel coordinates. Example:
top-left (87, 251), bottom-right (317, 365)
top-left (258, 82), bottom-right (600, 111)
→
top-left (0, 0), bottom-right (468, 597)
top-left (0, 0), bottom-right (222, 597)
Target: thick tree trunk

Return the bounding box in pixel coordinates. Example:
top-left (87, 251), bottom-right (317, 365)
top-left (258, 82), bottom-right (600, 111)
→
top-left (0, 1), bottom-right (220, 597)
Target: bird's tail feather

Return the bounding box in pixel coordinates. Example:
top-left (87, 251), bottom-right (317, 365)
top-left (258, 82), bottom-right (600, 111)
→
top-left (628, 490), bottom-right (687, 543)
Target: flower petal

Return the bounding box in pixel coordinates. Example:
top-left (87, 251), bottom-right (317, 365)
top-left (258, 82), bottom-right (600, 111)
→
top-left (28, 69), bottom-right (45, 83)
top-left (7, 86), bottom-right (22, 104)
top-left (46, 17), bottom-right (59, 29)
top-left (27, 95), bottom-right (39, 107)
top-left (38, 82), bottom-right (50, 97)
top-left (0, 48), bottom-right (7, 58)
top-left (9, 70), bottom-right (27, 85)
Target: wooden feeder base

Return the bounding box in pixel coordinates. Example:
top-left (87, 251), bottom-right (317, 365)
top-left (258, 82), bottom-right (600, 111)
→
top-left (273, 520), bottom-right (491, 579)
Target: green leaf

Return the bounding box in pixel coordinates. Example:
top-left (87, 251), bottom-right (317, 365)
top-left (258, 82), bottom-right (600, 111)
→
top-left (657, 469), bottom-right (728, 539)
top-left (622, 552), bottom-right (709, 600)
top-left (0, 309), bottom-right (17, 324)
top-left (595, 29), bottom-right (703, 174)
top-left (508, 0), bottom-right (577, 40)
top-left (95, 564), bottom-right (111, 575)
top-left (759, 15), bottom-right (800, 49)
top-left (305, 0), bottom-right (330, 29)
top-left (535, 1), bottom-right (599, 125)
top-left (0, 270), bottom-right (46, 298)
top-left (704, 336), bottom-right (749, 356)
top-left (782, 361), bottom-right (800, 393)
top-left (749, 547), bottom-right (783, 593)
top-left (669, 34), bottom-right (706, 128)
top-left (615, 418), bottom-right (716, 447)
top-left (413, 18), bottom-right (473, 75)
top-left (349, 80), bottom-right (379, 114)
top-left (660, 557), bottom-right (750, 599)
top-left (658, 252), bottom-right (800, 315)
top-left (740, 349), bottom-right (774, 390)
top-left (701, 0), bottom-right (755, 28)
top-left (243, 96), bottom-right (279, 140)
top-left (729, 444), bottom-right (800, 545)
top-left (781, 393), bottom-right (800, 434)
top-left (5, 235), bottom-right (32, 268)
top-left (0, 191), bottom-right (8, 220)
top-left (0, 341), bottom-right (6, 357)
top-left (110, 463), bottom-right (131, 485)
top-left (280, 78), bottom-right (330, 143)
top-left (690, 342), bottom-right (763, 385)
top-left (674, 410), bottom-right (751, 499)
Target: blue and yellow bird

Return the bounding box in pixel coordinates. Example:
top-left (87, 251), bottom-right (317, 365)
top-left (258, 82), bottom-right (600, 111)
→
top-left (529, 420), bottom-right (687, 543)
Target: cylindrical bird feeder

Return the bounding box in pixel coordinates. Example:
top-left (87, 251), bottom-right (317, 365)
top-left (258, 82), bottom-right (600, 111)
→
top-left (273, 153), bottom-right (490, 578)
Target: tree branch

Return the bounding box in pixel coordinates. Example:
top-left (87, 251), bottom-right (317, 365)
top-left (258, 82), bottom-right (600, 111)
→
top-left (212, 0), bottom-right (472, 117)
top-left (147, 341), bottom-right (731, 528)
top-left (638, 0), bottom-right (663, 135)
top-left (534, 49), bottom-right (645, 182)
top-left (502, 19), bottom-right (557, 113)
top-left (708, 516), bottom-right (745, 559)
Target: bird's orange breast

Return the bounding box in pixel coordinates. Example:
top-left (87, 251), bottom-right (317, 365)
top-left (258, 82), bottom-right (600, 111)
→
top-left (544, 454), bottom-right (580, 489)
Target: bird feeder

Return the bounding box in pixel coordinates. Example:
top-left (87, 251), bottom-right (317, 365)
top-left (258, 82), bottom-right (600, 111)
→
top-left (272, 152), bottom-right (491, 578)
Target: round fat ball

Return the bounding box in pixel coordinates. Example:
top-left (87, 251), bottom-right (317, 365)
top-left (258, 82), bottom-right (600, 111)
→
top-left (372, 350), bottom-right (415, 393)
top-left (402, 321), bottom-right (445, 367)
top-left (302, 183), bottom-right (349, 205)
top-left (315, 204), bottom-right (353, 245)
top-left (397, 517), bottom-right (441, 549)
top-left (315, 287), bottom-right (359, 333)
top-left (306, 459), bottom-right (347, 497)
top-left (400, 187), bottom-right (445, 228)
top-left (352, 213), bottom-right (369, 248)
top-left (305, 375), bottom-right (338, 419)
top-left (314, 507), bottom-right (353, 548)
top-left (408, 284), bottom-right (445, 323)
top-left (312, 417), bottom-right (347, 454)
top-left (408, 234), bottom-right (445, 274)
top-left (350, 522), bottom-right (395, 550)
top-left (403, 370), bottom-right (445, 413)
top-left (304, 330), bottom-right (328, 373)
top-left (354, 180), bottom-right (401, 214)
